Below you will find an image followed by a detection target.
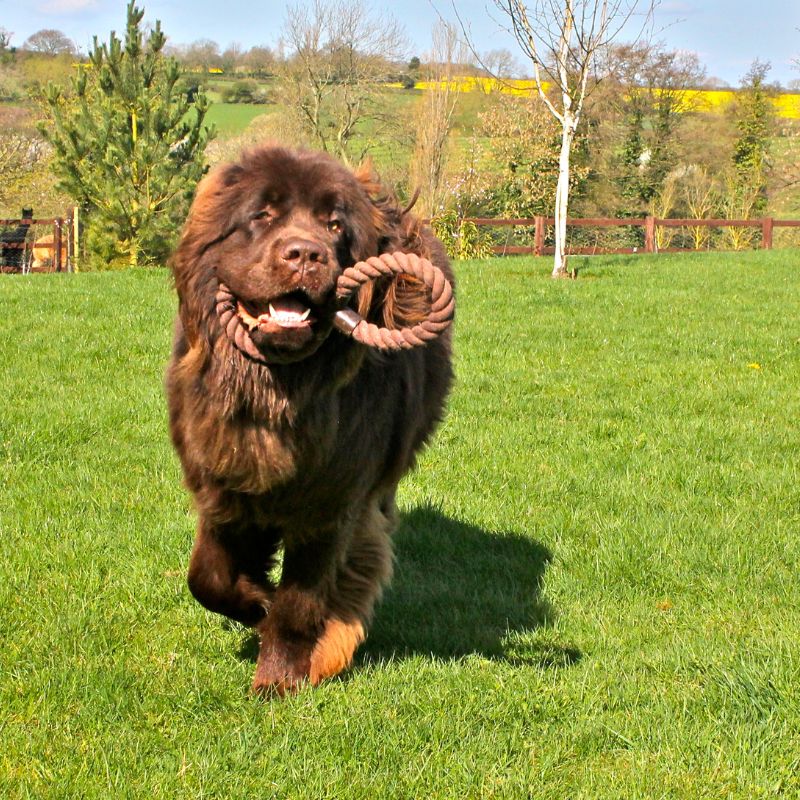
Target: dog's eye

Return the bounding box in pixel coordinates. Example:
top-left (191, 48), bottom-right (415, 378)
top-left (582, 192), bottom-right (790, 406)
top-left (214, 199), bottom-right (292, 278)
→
top-left (251, 210), bottom-right (272, 222)
top-left (327, 220), bottom-right (342, 234)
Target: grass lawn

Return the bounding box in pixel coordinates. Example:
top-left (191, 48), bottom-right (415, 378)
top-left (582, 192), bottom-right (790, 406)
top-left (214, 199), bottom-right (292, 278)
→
top-left (1, 250), bottom-right (799, 798)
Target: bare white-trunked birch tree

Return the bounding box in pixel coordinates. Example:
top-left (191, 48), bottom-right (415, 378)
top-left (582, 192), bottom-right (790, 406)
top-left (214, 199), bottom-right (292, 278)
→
top-left (490, 0), bottom-right (657, 277)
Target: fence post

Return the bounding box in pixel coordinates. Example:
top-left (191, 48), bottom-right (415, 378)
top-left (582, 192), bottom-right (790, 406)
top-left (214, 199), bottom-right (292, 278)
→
top-left (761, 217), bottom-right (773, 250)
top-left (534, 215), bottom-right (544, 256)
top-left (65, 208), bottom-right (74, 272)
top-left (644, 216), bottom-right (656, 253)
top-left (73, 206), bottom-right (80, 272)
top-left (53, 218), bottom-right (63, 273)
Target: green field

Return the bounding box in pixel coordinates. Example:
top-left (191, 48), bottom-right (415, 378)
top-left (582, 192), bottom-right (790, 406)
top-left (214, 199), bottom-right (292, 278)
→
top-left (204, 102), bottom-right (270, 136)
top-left (2, 251), bottom-right (799, 798)
top-left (202, 91), bottom-right (422, 176)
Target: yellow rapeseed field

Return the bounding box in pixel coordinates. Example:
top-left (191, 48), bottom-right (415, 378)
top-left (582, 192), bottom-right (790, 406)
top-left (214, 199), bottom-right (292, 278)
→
top-left (397, 78), bottom-right (800, 119)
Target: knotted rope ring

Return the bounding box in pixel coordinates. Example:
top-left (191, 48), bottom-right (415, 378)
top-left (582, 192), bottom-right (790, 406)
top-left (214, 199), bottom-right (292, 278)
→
top-left (214, 252), bottom-right (454, 362)
top-left (333, 251), bottom-right (455, 352)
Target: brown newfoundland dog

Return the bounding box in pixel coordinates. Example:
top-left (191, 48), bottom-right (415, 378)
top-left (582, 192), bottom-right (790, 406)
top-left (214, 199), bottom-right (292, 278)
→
top-left (167, 146), bottom-right (454, 695)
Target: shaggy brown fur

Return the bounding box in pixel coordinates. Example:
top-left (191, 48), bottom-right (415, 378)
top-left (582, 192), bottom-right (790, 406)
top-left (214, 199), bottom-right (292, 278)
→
top-left (166, 146), bottom-right (454, 695)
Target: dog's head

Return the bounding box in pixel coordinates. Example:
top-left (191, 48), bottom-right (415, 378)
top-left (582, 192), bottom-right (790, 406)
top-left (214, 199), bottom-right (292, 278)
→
top-left (172, 146), bottom-right (422, 365)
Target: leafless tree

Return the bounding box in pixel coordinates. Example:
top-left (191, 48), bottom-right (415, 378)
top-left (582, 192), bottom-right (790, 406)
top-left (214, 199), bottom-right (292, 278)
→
top-left (605, 41), bottom-right (704, 99)
top-left (181, 39), bottom-right (222, 71)
top-left (22, 28), bottom-right (76, 55)
top-left (480, 48), bottom-right (522, 79)
top-left (278, 0), bottom-right (407, 164)
top-left (410, 21), bottom-right (465, 216)
top-left (242, 45), bottom-right (276, 75)
top-left (793, 31), bottom-right (799, 75)
top-left (485, 0), bottom-right (657, 276)
top-left (221, 42), bottom-right (244, 73)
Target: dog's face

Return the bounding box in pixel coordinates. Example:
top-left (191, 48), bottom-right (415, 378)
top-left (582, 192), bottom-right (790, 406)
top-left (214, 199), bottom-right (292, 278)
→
top-left (173, 147), bottom-right (381, 364)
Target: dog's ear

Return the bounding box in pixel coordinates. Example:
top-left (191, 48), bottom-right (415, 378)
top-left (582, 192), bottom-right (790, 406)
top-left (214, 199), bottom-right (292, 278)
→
top-left (172, 164), bottom-right (244, 278)
top-left (353, 160), bottom-right (401, 254)
top-left (170, 163), bottom-right (245, 342)
top-left (173, 164), bottom-right (244, 273)
top-left (352, 161), bottom-right (432, 330)
top-left (344, 159), bottom-right (382, 264)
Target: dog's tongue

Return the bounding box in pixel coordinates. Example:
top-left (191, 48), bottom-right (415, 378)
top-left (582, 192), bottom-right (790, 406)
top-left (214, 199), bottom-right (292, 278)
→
top-left (259, 298), bottom-right (311, 328)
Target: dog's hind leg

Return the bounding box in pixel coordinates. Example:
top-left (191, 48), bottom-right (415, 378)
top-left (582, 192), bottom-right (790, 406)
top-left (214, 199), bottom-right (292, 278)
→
top-left (187, 520), bottom-right (278, 627)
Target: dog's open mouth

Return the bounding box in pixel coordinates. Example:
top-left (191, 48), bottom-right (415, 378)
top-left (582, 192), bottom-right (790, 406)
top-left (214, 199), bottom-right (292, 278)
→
top-left (216, 282), bottom-right (335, 364)
top-left (237, 291), bottom-right (316, 335)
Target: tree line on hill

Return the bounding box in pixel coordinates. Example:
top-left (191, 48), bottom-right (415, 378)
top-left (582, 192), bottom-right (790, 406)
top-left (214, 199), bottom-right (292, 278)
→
top-left (0, 1), bottom-right (798, 269)
top-left (0, 21), bottom-right (520, 99)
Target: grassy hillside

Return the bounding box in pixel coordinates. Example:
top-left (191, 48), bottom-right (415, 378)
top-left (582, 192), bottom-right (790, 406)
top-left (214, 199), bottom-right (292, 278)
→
top-left (204, 102), bottom-right (271, 136)
top-left (2, 251), bottom-right (799, 798)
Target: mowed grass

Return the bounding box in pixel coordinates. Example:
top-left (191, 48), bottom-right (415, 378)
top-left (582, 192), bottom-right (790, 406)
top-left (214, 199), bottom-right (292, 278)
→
top-left (1, 251), bottom-right (799, 798)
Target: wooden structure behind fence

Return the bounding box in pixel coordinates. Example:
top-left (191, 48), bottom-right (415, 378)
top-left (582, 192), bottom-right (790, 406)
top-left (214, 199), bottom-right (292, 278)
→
top-left (466, 216), bottom-right (800, 256)
top-left (0, 212), bottom-right (73, 273)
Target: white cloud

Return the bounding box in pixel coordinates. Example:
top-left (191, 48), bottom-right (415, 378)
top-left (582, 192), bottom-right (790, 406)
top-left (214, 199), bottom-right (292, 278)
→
top-left (36, 0), bottom-right (99, 13)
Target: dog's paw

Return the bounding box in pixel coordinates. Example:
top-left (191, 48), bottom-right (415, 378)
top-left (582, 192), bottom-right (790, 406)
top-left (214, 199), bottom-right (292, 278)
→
top-left (251, 637), bottom-right (312, 698)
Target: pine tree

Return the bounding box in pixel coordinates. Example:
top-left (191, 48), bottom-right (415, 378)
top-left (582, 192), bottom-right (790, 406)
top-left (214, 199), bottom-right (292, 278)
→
top-left (730, 60), bottom-right (774, 216)
top-left (40, 2), bottom-right (214, 268)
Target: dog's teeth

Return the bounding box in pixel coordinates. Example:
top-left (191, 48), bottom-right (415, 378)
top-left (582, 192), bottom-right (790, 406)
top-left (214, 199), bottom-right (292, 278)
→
top-left (269, 303), bottom-right (277, 317)
top-left (300, 308), bottom-right (311, 320)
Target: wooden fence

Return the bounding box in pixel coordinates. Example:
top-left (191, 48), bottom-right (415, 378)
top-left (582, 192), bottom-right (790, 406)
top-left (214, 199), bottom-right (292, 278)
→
top-left (465, 216), bottom-right (800, 256)
top-left (3, 213), bottom-right (798, 271)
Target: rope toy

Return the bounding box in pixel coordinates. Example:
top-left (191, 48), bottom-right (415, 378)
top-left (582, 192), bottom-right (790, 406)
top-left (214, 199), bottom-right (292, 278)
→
top-left (333, 252), bottom-right (454, 352)
top-left (215, 252), bottom-right (454, 363)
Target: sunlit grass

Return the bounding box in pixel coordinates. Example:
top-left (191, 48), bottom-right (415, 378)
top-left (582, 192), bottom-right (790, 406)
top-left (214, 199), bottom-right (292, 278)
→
top-left (1, 250), bottom-right (799, 798)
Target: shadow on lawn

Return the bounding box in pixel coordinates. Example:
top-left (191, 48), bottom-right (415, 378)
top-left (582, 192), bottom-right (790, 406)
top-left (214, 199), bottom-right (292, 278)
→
top-left (358, 505), bottom-right (579, 668)
top-left (236, 505), bottom-right (580, 670)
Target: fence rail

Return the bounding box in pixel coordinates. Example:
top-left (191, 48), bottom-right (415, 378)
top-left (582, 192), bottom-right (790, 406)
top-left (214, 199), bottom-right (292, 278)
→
top-left (4, 214), bottom-right (799, 271)
top-left (463, 215), bottom-right (800, 256)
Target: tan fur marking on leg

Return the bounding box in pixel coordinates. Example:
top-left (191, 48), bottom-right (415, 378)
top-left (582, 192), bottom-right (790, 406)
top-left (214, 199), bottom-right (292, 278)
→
top-left (309, 618), bottom-right (365, 685)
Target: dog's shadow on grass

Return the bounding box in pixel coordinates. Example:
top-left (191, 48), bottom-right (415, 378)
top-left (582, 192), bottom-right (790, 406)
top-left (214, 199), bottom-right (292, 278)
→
top-left (358, 505), bottom-right (579, 668)
top-left (236, 505), bottom-right (580, 669)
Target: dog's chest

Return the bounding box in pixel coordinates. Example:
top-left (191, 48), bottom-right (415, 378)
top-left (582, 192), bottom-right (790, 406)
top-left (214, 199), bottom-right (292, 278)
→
top-left (184, 389), bottom-right (350, 497)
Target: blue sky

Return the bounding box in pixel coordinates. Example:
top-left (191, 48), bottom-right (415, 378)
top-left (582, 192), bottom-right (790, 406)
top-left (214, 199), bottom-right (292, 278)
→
top-left (1, 0), bottom-right (798, 86)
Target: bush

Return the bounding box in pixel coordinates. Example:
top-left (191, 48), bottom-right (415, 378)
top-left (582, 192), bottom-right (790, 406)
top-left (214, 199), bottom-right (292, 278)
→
top-left (177, 74), bottom-right (207, 103)
top-left (220, 79), bottom-right (268, 104)
top-left (431, 210), bottom-right (494, 260)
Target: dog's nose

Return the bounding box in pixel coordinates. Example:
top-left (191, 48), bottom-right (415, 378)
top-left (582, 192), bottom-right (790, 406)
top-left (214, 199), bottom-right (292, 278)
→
top-left (280, 238), bottom-right (327, 272)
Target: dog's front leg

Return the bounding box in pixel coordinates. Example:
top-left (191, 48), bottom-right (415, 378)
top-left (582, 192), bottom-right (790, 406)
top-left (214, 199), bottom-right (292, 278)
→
top-left (187, 518), bottom-right (278, 626)
top-left (251, 533), bottom-right (339, 697)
